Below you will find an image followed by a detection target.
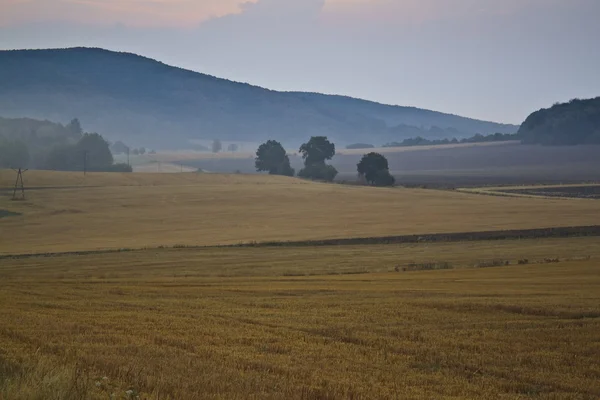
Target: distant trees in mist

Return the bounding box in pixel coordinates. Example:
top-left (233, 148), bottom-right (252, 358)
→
top-left (0, 117), bottom-right (131, 172)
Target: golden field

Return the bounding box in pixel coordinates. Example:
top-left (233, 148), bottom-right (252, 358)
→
top-left (1, 240), bottom-right (599, 399)
top-left (2, 170), bottom-right (600, 254)
top-left (1, 170), bottom-right (599, 399)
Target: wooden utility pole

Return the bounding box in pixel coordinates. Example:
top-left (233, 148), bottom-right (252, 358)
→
top-left (83, 150), bottom-right (89, 176)
top-left (12, 168), bottom-right (27, 201)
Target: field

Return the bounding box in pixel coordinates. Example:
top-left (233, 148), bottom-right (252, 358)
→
top-left (1, 170), bottom-right (600, 399)
top-left (2, 170), bottom-right (600, 254)
top-left (1, 242), bottom-right (600, 399)
top-left (148, 143), bottom-right (600, 187)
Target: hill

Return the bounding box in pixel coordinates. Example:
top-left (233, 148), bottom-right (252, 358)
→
top-left (519, 97), bottom-right (600, 145)
top-left (0, 47), bottom-right (518, 149)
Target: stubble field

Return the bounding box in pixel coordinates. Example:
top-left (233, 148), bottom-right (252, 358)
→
top-left (1, 170), bottom-right (599, 399)
top-left (1, 171), bottom-right (600, 254)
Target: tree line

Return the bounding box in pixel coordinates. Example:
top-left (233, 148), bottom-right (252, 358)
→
top-left (255, 136), bottom-right (395, 187)
top-left (0, 117), bottom-right (131, 172)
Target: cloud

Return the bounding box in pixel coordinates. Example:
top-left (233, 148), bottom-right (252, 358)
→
top-left (0, 0), bottom-right (252, 27)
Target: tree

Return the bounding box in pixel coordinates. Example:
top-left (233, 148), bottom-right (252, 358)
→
top-left (298, 136), bottom-right (338, 182)
top-left (0, 139), bottom-right (30, 168)
top-left (357, 152), bottom-right (395, 187)
top-left (255, 140), bottom-right (295, 176)
top-left (212, 139), bottom-right (222, 153)
top-left (299, 136), bottom-right (335, 166)
top-left (227, 143), bottom-right (239, 152)
top-left (43, 144), bottom-right (78, 171)
top-left (77, 133), bottom-right (114, 171)
top-left (66, 118), bottom-right (83, 137)
top-left (139, 147), bottom-right (146, 155)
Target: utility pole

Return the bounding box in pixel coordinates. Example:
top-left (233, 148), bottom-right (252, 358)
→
top-left (12, 168), bottom-right (27, 201)
top-left (83, 150), bottom-right (89, 176)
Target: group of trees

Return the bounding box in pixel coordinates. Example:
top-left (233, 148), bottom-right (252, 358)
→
top-left (211, 139), bottom-right (240, 153)
top-left (382, 132), bottom-right (520, 148)
top-left (255, 136), bottom-right (395, 186)
top-left (44, 133), bottom-right (132, 172)
top-left (0, 117), bottom-right (131, 172)
top-left (255, 136), bottom-right (339, 182)
top-left (519, 97), bottom-right (600, 145)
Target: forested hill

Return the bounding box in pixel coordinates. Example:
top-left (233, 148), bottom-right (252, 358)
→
top-left (0, 48), bottom-right (518, 148)
top-left (519, 97), bottom-right (600, 145)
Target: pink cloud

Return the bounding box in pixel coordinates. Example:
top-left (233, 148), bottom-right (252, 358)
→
top-left (0, 0), bottom-right (256, 27)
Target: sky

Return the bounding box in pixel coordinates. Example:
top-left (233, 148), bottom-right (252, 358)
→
top-left (1, 0), bottom-right (599, 124)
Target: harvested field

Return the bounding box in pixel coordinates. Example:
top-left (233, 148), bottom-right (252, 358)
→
top-left (1, 240), bottom-right (599, 399)
top-left (2, 171), bottom-right (600, 254)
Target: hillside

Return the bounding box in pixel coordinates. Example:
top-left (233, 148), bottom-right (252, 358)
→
top-left (519, 97), bottom-right (600, 145)
top-left (0, 48), bottom-right (518, 149)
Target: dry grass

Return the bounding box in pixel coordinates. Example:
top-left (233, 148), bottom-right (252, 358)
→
top-left (1, 239), bottom-right (599, 399)
top-left (2, 170), bottom-right (600, 254)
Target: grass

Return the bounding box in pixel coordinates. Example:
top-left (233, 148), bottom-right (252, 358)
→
top-left (2, 170), bottom-right (600, 254)
top-left (0, 239), bottom-right (599, 399)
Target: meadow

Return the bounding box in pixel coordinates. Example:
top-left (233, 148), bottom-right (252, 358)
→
top-left (1, 170), bottom-right (599, 399)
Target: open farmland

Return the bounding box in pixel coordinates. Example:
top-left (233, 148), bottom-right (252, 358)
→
top-left (2, 170), bottom-right (600, 254)
top-left (1, 241), bottom-right (599, 399)
top-left (160, 143), bottom-right (600, 187)
top-left (1, 170), bottom-right (600, 399)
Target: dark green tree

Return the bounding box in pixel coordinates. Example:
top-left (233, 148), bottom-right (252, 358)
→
top-left (299, 136), bottom-right (335, 166)
top-left (357, 152), bottom-right (395, 186)
top-left (66, 118), bottom-right (83, 137)
top-left (255, 140), bottom-right (295, 176)
top-left (298, 136), bottom-right (338, 182)
top-left (77, 133), bottom-right (114, 170)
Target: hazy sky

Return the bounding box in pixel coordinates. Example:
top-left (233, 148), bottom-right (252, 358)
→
top-left (1, 0), bottom-right (599, 123)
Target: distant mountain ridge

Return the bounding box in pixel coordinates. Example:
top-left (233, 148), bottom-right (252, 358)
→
top-left (0, 47), bottom-right (519, 148)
